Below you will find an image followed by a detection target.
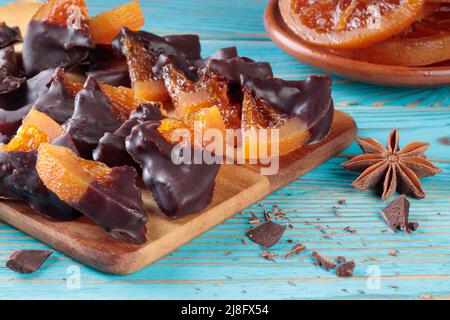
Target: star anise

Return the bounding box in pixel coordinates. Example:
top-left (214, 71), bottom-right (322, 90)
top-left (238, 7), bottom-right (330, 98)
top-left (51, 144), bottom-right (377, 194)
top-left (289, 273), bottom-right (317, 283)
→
top-left (342, 129), bottom-right (442, 200)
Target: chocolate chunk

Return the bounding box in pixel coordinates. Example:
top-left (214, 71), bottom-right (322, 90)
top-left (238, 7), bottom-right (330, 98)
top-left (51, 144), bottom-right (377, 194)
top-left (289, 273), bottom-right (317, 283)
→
top-left (6, 250), bottom-right (53, 274)
top-left (0, 45), bottom-right (25, 94)
top-left (0, 23), bottom-right (22, 49)
top-left (0, 150), bottom-right (79, 221)
top-left (93, 103), bottom-right (164, 168)
top-left (126, 121), bottom-right (220, 217)
top-left (312, 251), bottom-right (336, 271)
top-left (0, 104), bottom-right (31, 140)
top-left (0, 69), bottom-right (54, 111)
top-left (245, 220), bottom-right (286, 249)
top-left (284, 243), bottom-right (306, 258)
top-left (33, 68), bottom-right (76, 124)
top-left (23, 20), bottom-right (94, 76)
top-left (194, 47), bottom-right (238, 70)
top-left (52, 133), bottom-right (79, 155)
top-left (76, 165), bottom-right (148, 244)
top-left (335, 256), bottom-right (356, 278)
top-left (380, 195), bottom-right (417, 232)
top-left (64, 77), bottom-right (121, 159)
top-left (242, 75), bottom-right (334, 144)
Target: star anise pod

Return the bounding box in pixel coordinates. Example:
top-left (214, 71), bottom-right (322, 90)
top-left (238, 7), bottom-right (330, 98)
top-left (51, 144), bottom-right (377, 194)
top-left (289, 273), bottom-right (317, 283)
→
top-left (342, 129), bottom-right (442, 200)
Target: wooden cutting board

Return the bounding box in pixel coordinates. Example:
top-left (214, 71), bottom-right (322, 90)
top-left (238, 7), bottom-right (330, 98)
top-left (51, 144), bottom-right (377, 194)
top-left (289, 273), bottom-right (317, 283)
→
top-left (0, 0), bottom-right (357, 274)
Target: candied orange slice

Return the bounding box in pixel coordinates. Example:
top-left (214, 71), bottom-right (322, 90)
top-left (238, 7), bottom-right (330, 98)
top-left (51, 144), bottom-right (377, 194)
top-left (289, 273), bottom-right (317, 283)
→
top-left (207, 78), bottom-right (241, 129)
top-left (335, 5), bottom-right (450, 65)
top-left (157, 118), bottom-right (190, 144)
top-left (280, 0), bottom-right (425, 49)
top-left (36, 143), bottom-right (111, 203)
top-left (33, 0), bottom-right (90, 31)
top-left (90, 0), bottom-right (144, 44)
top-left (175, 90), bottom-right (216, 119)
top-left (99, 83), bottom-right (143, 121)
top-left (134, 80), bottom-right (170, 102)
top-left (2, 109), bottom-right (64, 152)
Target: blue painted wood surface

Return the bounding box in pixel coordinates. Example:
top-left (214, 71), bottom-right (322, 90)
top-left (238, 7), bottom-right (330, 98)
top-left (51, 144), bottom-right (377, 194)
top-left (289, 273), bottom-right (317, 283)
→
top-left (0, 0), bottom-right (449, 300)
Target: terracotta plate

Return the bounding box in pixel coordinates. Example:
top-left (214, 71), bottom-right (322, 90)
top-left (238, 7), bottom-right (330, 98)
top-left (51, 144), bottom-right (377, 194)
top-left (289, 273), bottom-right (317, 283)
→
top-left (264, 0), bottom-right (450, 88)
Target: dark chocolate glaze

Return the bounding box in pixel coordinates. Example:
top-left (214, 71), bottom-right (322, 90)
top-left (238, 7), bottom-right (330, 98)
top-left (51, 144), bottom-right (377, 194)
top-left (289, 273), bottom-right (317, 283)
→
top-left (76, 165), bottom-right (148, 244)
top-left (93, 103), bottom-right (164, 168)
top-left (163, 34), bottom-right (202, 61)
top-left (86, 64), bottom-right (131, 87)
top-left (0, 23), bottom-right (22, 48)
top-left (126, 121), bottom-right (220, 218)
top-left (23, 20), bottom-right (94, 76)
top-left (0, 150), bottom-right (79, 221)
top-left (243, 75), bottom-right (334, 144)
top-left (0, 104), bottom-right (31, 139)
top-left (52, 132), bottom-right (79, 155)
top-left (64, 77), bottom-right (121, 159)
top-left (201, 57), bottom-right (273, 85)
top-left (33, 68), bottom-right (76, 124)
top-left (194, 47), bottom-right (239, 70)
top-left (0, 45), bottom-right (25, 94)
top-left (0, 68), bottom-right (54, 111)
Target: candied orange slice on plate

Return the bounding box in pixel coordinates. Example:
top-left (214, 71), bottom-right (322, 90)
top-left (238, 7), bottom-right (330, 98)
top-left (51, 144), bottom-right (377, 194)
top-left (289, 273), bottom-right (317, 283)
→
top-left (279, 0), bottom-right (426, 49)
top-left (335, 4), bottom-right (450, 66)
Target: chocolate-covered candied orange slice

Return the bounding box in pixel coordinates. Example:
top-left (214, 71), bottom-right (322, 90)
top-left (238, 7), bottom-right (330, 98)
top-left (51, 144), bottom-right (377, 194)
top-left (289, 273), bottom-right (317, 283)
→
top-left (0, 109), bottom-right (79, 221)
top-left (99, 83), bottom-right (144, 121)
top-left (200, 57), bottom-right (273, 129)
top-left (93, 103), bottom-right (165, 168)
top-left (117, 28), bottom-right (201, 102)
top-left (237, 75), bottom-right (333, 159)
top-left (36, 143), bottom-right (148, 244)
top-left (126, 121), bottom-right (220, 217)
top-left (64, 77), bottom-right (121, 158)
top-left (33, 68), bottom-right (82, 124)
top-left (23, 0), bottom-right (94, 76)
top-left (89, 0), bottom-right (144, 45)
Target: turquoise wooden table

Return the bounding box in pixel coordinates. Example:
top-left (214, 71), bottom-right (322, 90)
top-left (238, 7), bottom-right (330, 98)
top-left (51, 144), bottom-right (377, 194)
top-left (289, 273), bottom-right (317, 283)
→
top-left (0, 0), bottom-right (449, 300)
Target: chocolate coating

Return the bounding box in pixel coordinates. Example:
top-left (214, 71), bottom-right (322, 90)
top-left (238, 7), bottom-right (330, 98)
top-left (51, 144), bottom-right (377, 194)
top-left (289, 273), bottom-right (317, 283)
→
top-left (0, 23), bottom-right (22, 48)
top-left (0, 150), bottom-right (79, 221)
top-left (126, 121), bottom-right (220, 218)
top-left (194, 47), bottom-right (238, 70)
top-left (64, 77), bottom-right (121, 159)
top-left (23, 20), bottom-right (94, 76)
top-left (242, 75), bottom-right (334, 143)
top-left (0, 104), bottom-right (31, 140)
top-left (76, 165), bottom-right (148, 244)
top-left (201, 57), bottom-right (273, 85)
top-left (0, 45), bottom-right (25, 94)
top-left (86, 64), bottom-right (131, 87)
top-left (163, 34), bottom-right (202, 61)
top-left (93, 103), bottom-right (164, 168)
top-left (0, 69), bottom-right (54, 111)
top-left (33, 68), bottom-right (76, 124)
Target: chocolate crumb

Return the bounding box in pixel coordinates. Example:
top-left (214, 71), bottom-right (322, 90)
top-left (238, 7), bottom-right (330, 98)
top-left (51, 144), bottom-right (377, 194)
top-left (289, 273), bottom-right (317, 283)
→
top-left (335, 256), bottom-right (355, 278)
top-left (224, 250), bottom-right (232, 256)
top-left (337, 199), bottom-right (346, 205)
top-left (284, 243), bottom-right (306, 258)
top-left (388, 250), bottom-right (400, 257)
top-left (261, 251), bottom-right (277, 262)
top-left (438, 137), bottom-right (450, 145)
top-left (241, 239), bottom-right (248, 245)
top-left (248, 212), bottom-right (261, 224)
top-left (343, 226), bottom-right (357, 234)
top-left (246, 220), bottom-right (286, 249)
top-left (312, 251), bottom-right (336, 271)
top-left (408, 222), bottom-right (419, 231)
top-left (6, 250), bottom-right (53, 274)
top-left (316, 225), bottom-right (327, 234)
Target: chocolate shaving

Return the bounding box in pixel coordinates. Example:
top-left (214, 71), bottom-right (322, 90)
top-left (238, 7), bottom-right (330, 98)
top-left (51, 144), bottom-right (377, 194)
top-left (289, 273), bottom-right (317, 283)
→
top-left (284, 243), bottom-right (306, 258)
top-left (380, 195), bottom-right (418, 232)
top-left (6, 250), bottom-right (53, 274)
top-left (312, 251), bottom-right (336, 270)
top-left (343, 226), bottom-right (356, 234)
top-left (438, 137), bottom-right (450, 145)
top-left (261, 251), bottom-right (277, 262)
top-left (246, 220), bottom-right (286, 249)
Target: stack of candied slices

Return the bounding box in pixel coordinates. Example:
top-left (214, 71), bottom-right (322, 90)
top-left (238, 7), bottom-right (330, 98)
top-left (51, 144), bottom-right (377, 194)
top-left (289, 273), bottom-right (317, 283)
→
top-left (0, 0), bottom-right (334, 244)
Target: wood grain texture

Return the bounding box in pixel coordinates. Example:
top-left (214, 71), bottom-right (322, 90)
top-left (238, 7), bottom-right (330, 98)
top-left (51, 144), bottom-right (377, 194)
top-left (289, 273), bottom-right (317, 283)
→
top-left (0, 0), bottom-right (448, 299)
